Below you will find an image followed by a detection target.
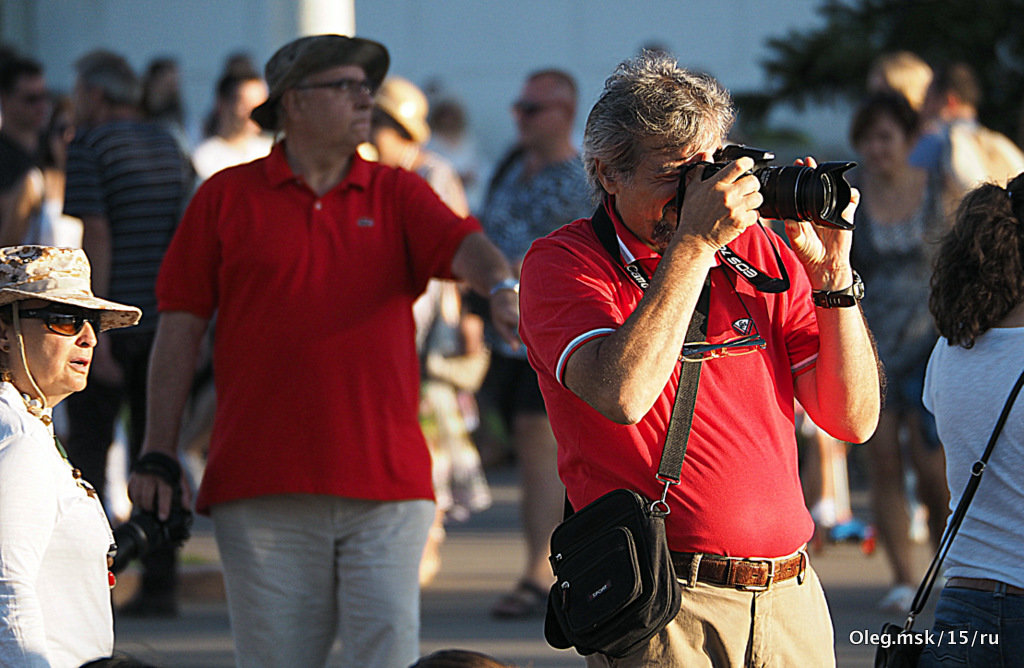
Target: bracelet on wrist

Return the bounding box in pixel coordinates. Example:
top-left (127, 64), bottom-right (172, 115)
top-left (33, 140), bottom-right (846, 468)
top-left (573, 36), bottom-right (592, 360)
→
top-left (132, 452), bottom-right (182, 485)
top-left (489, 278), bottom-right (520, 296)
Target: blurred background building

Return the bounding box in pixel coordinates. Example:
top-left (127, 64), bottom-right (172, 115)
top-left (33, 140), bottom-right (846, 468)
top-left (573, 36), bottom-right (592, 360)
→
top-left (0, 0), bottom-right (851, 168)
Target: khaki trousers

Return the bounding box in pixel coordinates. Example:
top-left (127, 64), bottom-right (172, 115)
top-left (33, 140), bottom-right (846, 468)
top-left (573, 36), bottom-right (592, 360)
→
top-left (585, 564), bottom-right (835, 668)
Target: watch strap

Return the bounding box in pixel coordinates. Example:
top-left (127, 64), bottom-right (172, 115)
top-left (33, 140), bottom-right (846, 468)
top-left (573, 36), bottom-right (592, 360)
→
top-left (812, 271), bottom-right (863, 308)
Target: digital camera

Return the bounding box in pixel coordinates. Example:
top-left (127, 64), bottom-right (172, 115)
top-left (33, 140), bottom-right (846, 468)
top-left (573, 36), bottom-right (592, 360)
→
top-left (110, 456), bottom-right (193, 574)
top-left (680, 144), bottom-right (856, 229)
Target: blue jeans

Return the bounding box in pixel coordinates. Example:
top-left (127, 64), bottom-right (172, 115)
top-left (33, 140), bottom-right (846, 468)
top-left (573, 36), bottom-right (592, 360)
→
top-left (919, 585), bottom-right (1024, 666)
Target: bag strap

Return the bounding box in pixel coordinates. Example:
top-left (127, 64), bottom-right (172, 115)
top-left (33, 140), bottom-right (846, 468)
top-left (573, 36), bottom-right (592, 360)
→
top-left (658, 283), bottom-right (708, 484)
top-left (590, 201), bottom-right (708, 509)
top-left (902, 364), bottom-right (1024, 630)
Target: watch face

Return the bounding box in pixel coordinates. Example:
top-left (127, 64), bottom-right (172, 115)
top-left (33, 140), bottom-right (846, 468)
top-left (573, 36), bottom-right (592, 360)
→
top-left (851, 270), bottom-right (864, 299)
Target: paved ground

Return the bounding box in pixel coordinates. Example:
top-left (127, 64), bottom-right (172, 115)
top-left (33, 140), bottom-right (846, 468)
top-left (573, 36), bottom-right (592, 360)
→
top-left (111, 466), bottom-right (937, 667)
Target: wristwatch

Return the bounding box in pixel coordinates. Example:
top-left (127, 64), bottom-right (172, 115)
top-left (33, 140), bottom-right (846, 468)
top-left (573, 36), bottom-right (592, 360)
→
top-left (812, 271), bottom-right (864, 308)
top-left (489, 278), bottom-right (520, 296)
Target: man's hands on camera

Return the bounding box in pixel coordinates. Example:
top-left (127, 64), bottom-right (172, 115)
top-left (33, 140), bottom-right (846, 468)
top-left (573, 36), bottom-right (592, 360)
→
top-left (675, 153), bottom-right (860, 291)
top-left (127, 449), bottom-right (193, 522)
top-left (675, 156), bottom-right (764, 254)
top-left (781, 156), bottom-right (860, 291)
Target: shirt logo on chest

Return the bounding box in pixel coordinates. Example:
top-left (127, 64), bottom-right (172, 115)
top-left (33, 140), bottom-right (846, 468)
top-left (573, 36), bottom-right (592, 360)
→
top-left (357, 217), bottom-right (375, 228)
top-left (732, 318), bottom-right (753, 335)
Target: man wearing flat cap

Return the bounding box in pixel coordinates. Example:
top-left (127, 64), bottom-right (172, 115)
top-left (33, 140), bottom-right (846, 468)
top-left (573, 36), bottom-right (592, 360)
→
top-left (128, 35), bottom-right (520, 667)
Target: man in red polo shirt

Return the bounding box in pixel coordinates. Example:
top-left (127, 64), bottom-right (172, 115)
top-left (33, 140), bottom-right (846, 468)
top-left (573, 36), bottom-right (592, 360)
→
top-left (127, 35), bottom-right (519, 668)
top-left (519, 53), bottom-right (880, 666)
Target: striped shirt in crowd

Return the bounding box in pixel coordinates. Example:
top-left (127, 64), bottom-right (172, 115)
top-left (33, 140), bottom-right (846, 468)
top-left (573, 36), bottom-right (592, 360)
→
top-left (64, 119), bottom-right (193, 333)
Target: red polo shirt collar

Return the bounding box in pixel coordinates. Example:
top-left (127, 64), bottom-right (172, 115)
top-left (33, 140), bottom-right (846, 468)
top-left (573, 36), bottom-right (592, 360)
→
top-left (262, 141), bottom-right (373, 191)
top-left (603, 195), bottom-right (721, 273)
top-left (603, 196), bottom-right (659, 267)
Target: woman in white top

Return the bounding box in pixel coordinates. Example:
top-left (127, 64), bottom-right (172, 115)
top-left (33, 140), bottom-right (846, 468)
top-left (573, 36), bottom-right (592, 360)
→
top-left (919, 173), bottom-right (1024, 667)
top-left (0, 245), bottom-right (140, 667)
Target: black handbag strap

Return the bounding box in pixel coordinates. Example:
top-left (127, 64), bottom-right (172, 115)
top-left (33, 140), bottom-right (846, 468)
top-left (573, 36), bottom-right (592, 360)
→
top-left (903, 364), bottom-right (1024, 630)
top-left (590, 202), bottom-right (708, 496)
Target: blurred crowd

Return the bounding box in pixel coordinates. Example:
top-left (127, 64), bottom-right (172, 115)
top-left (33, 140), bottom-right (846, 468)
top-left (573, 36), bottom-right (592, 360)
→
top-left (2, 36), bottom-right (1024, 668)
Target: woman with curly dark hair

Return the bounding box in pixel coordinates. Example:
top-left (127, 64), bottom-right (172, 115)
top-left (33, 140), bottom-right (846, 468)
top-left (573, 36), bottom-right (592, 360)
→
top-left (919, 172), bottom-right (1024, 666)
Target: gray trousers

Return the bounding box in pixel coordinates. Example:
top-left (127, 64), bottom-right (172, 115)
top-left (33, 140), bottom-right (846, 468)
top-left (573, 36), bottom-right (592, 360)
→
top-left (212, 494), bottom-right (434, 668)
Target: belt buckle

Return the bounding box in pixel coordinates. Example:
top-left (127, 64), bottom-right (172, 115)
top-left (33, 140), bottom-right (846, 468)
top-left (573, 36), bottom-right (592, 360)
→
top-left (735, 557), bottom-right (774, 592)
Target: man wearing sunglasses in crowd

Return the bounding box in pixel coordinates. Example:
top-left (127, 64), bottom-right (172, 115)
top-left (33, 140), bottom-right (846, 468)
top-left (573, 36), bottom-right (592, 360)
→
top-left (477, 68), bottom-right (592, 620)
top-left (518, 52), bottom-right (880, 666)
top-left (128, 35), bottom-right (518, 668)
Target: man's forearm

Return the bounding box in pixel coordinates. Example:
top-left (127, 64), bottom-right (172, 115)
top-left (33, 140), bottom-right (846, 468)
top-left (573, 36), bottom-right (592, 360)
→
top-left (142, 311), bottom-right (209, 456)
top-left (563, 239), bottom-right (717, 424)
top-left (0, 175), bottom-right (38, 246)
top-left (80, 214), bottom-right (112, 297)
top-left (798, 306), bottom-right (881, 443)
top-left (450, 232), bottom-right (514, 294)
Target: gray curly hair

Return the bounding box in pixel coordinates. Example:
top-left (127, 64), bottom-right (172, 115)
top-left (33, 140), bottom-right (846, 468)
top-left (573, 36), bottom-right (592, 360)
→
top-left (582, 51), bottom-right (735, 198)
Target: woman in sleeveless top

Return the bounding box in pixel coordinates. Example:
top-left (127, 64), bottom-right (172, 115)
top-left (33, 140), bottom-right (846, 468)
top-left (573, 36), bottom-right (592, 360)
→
top-left (849, 92), bottom-right (950, 613)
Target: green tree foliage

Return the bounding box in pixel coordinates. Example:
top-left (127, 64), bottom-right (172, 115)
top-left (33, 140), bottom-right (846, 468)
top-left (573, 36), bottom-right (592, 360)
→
top-left (749, 0), bottom-right (1024, 143)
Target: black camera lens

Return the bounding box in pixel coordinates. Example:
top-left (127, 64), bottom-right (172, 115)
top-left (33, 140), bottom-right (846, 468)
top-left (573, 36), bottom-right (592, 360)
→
top-left (111, 515), bottom-right (154, 574)
top-left (110, 506), bottom-right (193, 574)
top-left (756, 162), bottom-right (856, 230)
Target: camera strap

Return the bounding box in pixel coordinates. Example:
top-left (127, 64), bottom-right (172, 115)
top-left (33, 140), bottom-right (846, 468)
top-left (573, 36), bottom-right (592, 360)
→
top-left (592, 200), bottom-right (655, 291)
top-left (717, 233), bottom-right (790, 293)
top-left (593, 197), bottom-right (789, 294)
top-left (589, 199), bottom-right (707, 499)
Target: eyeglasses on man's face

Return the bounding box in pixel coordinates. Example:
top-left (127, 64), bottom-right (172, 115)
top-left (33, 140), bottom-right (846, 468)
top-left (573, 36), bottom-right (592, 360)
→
top-left (513, 100), bottom-right (563, 117)
top-left (680, 333), bottom-right (766, 362)
top-left (294, 77), bottom-right (377, 98)
top-left (17, 305), bottom-right (102, 337)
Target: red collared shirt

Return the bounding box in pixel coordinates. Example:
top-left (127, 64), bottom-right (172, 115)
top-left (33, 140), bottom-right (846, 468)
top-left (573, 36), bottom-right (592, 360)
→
top-left (520, 201), bottom-right (819, 557)
top-left (158, 143), bottom-right (480, 512)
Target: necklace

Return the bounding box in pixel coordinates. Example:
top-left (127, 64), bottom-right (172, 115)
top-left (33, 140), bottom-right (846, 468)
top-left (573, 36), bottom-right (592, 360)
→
top-left (17, 386), bottom-right (113, 588)
top-left (19, 390), bottom-right (97, 498)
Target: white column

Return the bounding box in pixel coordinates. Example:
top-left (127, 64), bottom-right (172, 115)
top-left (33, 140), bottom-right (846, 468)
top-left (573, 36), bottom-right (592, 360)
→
top-left (298, 0), bottom-right (356, 35)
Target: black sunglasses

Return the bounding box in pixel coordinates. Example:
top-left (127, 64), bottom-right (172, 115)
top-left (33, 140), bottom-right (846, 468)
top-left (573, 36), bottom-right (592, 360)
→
top-left (513, 100), bottom-right (562, 117)
top-left (18, 92), bottom-right (50, 105)
top-left (17, 305), bottom-right (102, 336)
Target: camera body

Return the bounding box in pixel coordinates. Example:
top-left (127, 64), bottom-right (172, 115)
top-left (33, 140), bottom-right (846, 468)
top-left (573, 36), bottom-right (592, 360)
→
top-left (110, 498), bottom-right (192, 574)
top-left (680, 144), bottom-right (856, 230)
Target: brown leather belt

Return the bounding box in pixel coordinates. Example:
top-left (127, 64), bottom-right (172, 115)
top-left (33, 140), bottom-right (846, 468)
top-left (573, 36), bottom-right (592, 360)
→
top-left (947, 576), bottom-right (1024, 596)
top-left (671, 551), bottom-right (807, 592)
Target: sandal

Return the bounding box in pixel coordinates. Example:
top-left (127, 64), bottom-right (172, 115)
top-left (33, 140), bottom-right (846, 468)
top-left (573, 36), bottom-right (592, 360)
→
top-left (490, 579), bottom-right (549, 619)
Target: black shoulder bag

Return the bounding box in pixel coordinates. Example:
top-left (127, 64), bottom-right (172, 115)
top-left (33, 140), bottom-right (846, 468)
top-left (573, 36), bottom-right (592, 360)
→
top-left (542, 204), bottom-right (708, 658)
top-left (875, 365), bottom-right (1024, 668)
